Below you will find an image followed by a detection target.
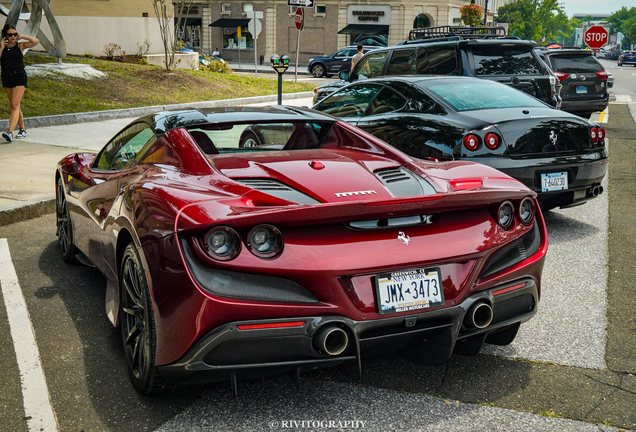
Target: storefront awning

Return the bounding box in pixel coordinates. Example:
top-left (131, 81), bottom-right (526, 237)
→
top-left (209, 18), bottom-right (250, 27)
top-left (174, 17), bottom-right (201, 26)
top-left (338, 24), bottom-right (389, 35)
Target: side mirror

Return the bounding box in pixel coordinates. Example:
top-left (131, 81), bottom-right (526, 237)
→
top-left (339, 69), bottom-right (350, 80)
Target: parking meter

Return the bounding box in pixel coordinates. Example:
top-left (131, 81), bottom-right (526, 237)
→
top-left (270, 54), bottom-right (290, 104)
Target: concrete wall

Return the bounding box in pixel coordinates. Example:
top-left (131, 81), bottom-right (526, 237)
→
top-left (30, 16), bottom-right (167, 56)
top-left (143, 52), bottom-right (199, 70)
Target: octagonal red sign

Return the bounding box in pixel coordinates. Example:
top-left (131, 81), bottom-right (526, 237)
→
top-left (295, 7), bottom-right (304, 31)
top-left (584, 26), bottom-right (609, 49)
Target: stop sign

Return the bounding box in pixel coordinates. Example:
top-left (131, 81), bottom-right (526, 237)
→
top-left (295, 7), bottom-right (304, 31)
top-left (584, 26), bottom-right (609, 49)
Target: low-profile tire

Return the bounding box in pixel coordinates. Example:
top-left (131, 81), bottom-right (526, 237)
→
top-left (119, 243), bottom-right (166, 394)
top-left (239, 131), bottom-right (261, 148)
top-left (311, 64), bottom-right (325, 78)
top-left (56, 177), bottom-right (77, 264)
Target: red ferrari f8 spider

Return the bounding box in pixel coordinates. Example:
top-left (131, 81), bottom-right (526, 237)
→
top-left (55, 106), bottom-right (547, 394)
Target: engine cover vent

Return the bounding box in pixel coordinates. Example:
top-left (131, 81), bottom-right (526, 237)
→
top-left (374, 167), bottom-right (436, 198)
top-left (234, 178), bottom-right (321, 205)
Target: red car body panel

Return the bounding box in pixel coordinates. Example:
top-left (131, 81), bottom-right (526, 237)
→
top-left (56, 107), bottom-right (547, 385)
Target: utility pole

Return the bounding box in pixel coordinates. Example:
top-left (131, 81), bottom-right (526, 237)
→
top-left (483, 0), bottom-right (489, 26)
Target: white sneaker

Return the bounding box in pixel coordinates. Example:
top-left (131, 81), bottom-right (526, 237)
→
top-left (2, 131), bottom-right (13, 142)
top-left (16, 129), bottom-right (27, 139)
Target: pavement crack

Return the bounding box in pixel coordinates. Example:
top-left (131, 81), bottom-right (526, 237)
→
top-left (582, 371), bottom-right (636, 397)
top-left (436, 362), bottom-right (450, 394)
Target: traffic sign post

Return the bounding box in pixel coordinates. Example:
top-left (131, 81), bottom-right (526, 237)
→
top-left (294, 7), bottom-right (304, 82)
top-left (246, 11), bottom-right (263, 77)
top-left (584, 25), bottom-right (609, 50)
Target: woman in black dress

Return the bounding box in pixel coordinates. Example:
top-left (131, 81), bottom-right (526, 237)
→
top-left (0, 24), bottom-right (39, 142)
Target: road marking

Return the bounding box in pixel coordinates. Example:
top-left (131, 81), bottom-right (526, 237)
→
top-left (0, 239), bottom-right (58, 432)
top-left (599, 106), bottom-right (608, 123)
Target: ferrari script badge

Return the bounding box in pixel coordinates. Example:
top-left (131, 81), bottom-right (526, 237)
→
top-left (397, 231), bottom-right (411, 246)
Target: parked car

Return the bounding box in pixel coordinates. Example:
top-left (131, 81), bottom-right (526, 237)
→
top-left (313, 25), bottom-right (560, 107)
top-left (618, 50), bottom-right (636, 66)
top-left (542, 48), bottom-right (609, 118)
top-left (55, 106), bottom-right (547, 394)
top-left (313, 76), bottom-right (608, 210)
top-left (307, 45), bottom-right (378, 78)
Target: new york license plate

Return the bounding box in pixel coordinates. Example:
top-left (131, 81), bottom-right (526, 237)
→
top-left (541, 172), bottom-right (568, 192)
top-left (375, 268), bottom-right (444, 315)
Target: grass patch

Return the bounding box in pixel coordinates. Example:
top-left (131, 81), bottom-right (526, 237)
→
top-left (1, 54), bottom-right (315, 119)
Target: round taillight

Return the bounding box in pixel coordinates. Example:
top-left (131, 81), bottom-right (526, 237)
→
top-left (202, 226), bottom-right (241, 261)
top-left (463, 134), bottom-right (479, 151)
top-left (590, 127), bottom-right (598, 142)
top-left (597, 127), bottom-right (605, 141)
top-left (484, 133), bottom-right (500, 150)
top-left (247, 224), bottom-right (283, 258)
top-left (497, 201), bottom-right (514, 230)
top-left (517, 197), bottom-right (534, 226)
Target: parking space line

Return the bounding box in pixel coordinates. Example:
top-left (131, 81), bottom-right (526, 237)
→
top-left (599, 106), bottom-right (608, 123)
top-left (0, 239), bottom-right (58, 432)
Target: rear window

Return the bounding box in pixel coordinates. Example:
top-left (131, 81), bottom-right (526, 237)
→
top-left (426, 81), bottom-right (546, 111)
top-left (549, 54), bottom-right (603, 73)
top-left (472, 46), bottom-right (540, 76)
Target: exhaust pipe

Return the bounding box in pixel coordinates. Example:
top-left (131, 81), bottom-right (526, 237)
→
top-left (313, 325), bottom-right (348, 356)
top-left (598, 186), bottom-right (604, 195)
top-left (464, 301), bottom-right (493, 329)
top-left (588, 186), bottom-right (604, 197)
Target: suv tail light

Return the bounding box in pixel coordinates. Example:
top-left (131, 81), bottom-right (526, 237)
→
top-left (554, 71), bottom-right (568, 82)
top-left (590, 127), bottom-right (598, 142)
top-left (595, 71), bottom-right (608, 80)
top-left (463, 134), bottom-right (480, 151)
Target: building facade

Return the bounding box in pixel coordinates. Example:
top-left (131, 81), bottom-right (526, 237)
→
top-left (1, 0), bottom-right (512, 60)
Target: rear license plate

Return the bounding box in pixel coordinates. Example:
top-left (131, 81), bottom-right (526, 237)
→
top-left (541, 172), bottom-right (568, 192)
top-left (375, 268), bottom-right (444, 315)
top-left (576, 86), bottom-right (587, 94)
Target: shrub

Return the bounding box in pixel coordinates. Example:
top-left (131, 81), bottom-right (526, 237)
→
top-left (82, 52), bottom-right (95, 58)
top-left (103, 43), bottom-right (124, 60)
top-left (137, 40), bottom-right (151, 57)
top-left (139, 58), bottom-right (149, 65)
top-left (202, 59), bottom-right (234, 74)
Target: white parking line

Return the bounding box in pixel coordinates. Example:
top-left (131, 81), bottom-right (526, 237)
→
top-left (0, 239), bottom-right (58, 432)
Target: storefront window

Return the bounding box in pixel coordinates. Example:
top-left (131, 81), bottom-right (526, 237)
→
top-left (223, 26), bottom-right (253, 50)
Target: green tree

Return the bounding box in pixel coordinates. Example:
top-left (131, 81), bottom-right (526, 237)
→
top-left (607, 7), bottom-right (636, 49)
top-left (495, 0), bottom-right (572, 45)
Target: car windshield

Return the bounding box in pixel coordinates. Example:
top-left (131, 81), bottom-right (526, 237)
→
top-left (186, 121), bottom-right (333, 153)
top-left (549, 54), bottom-right (603, 73)
top-left (425, 81), bottom-right (546, 111)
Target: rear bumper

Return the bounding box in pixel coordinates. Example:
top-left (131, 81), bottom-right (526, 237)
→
top-left (560, 95), bottom-right (609, 114)
top-left (479, 151), bottom-right (608, 207)
top-left (158, 279), bottom-right (538, 385)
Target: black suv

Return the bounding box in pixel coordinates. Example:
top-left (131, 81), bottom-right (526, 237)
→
top-left (542, 49), bottom-right (609, 118)
top-left (313, 26), bottom-right (560, 107)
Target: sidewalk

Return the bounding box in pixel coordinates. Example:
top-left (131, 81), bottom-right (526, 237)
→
top-left (0, 94), bottom-right (314, 225)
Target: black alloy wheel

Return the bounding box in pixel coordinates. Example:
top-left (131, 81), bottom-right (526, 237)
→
top-left (56, 177), bottom-right (77, 264)
top-left (311, 64), bottom-right (326, 78)
top-left (119, 243), bottom-right (166, 394)
top-left (239, 131), bottom-right (261, 148)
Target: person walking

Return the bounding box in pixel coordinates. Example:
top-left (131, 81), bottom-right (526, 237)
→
top-left (351, 44), bottom-right (364, 69)
top-left (0, 24), bottom-right (39, 142)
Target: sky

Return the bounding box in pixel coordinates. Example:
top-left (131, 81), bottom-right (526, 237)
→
top-left (559, 0), bottom-right (636, 18)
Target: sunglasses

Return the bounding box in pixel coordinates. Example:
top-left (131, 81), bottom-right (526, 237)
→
top-left (6, 33), bottom-right (18, 37)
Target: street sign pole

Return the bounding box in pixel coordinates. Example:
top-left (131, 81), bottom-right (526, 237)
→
top-left (237, 26), bottom-right (241, 68)
top-left (247, 11), bottom-right (263, 78)
top-left (294, 7), bottom-right (304, 82)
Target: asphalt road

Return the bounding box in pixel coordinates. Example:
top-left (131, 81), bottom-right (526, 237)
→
top-left (0, 71), bottom-right (635, 432)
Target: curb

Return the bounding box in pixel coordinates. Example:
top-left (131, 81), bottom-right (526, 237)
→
top-left (0, 196), bottom-right (55, 228)
top-left (0, 91), bottom-right (314, 130)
